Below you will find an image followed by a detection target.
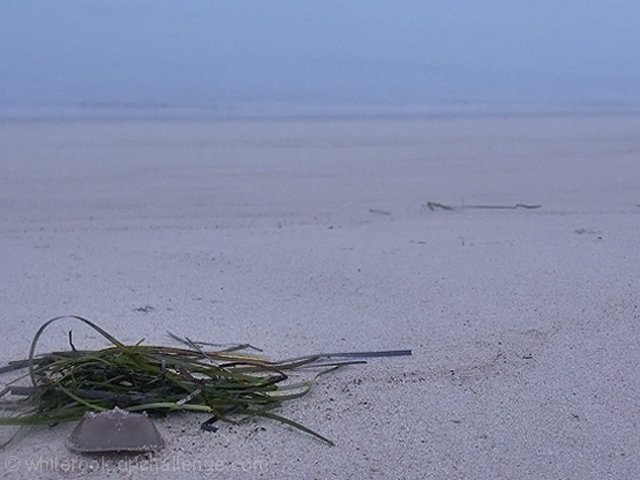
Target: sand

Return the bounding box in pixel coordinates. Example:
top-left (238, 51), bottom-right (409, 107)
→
top-left (1, 114), bottom-right (639, 479)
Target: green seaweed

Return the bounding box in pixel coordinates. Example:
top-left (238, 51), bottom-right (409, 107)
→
top-left (1, 315), bottom-right (411, 447)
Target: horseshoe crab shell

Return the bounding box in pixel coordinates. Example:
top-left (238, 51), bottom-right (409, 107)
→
top-left (66, 407), bottom-right (164, 453)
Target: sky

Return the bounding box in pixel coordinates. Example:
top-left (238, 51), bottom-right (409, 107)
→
top-left (1, 1), bottom-right (640, 115)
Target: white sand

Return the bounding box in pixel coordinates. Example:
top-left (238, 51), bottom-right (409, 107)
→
top-left (1, 114), bottom-right (639, 478)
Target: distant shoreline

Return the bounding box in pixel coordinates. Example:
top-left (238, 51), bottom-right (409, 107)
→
top-left (2, 103), bottom-right (640, 123)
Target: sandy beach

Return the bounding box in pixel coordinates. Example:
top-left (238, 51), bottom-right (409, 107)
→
top-left (1, 114), bottom-right (639, 479)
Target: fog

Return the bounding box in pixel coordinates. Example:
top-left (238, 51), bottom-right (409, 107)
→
top-left (2, 1), bottom-right (639, 115)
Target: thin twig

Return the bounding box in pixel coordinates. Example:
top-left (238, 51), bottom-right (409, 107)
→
top-left (426, 201), bottom-right (540, 211)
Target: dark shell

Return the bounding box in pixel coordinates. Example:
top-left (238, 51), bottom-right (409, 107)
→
top-left (66, 407), bottom-right (164, 453)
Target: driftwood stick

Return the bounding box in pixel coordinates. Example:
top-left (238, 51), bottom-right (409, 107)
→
top-left (426, 201), bottom-right (540, 211)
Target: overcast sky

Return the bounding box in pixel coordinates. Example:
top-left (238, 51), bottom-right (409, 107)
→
top-left (2, 1), bottom-right (639, 114)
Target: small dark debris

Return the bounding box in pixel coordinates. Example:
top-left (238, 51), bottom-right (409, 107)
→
top-left (133, 305), bottom-right (155, 313)
top-left (201, 416), bottom-right (219, 432)
top-left (426, 202), bottom-right (455, 211)
top-left (369, 208), bottom-right (391, 216)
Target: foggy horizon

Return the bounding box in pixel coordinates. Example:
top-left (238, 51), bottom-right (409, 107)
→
top-left (2, 1), bottom-right (640, 116)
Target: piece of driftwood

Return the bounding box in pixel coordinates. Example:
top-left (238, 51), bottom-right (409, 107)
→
top-left (425, 201), bottom-right (541, 211)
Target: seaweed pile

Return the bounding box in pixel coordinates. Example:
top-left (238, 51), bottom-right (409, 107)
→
top-left (0, 315), bottom-right (410, 446)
